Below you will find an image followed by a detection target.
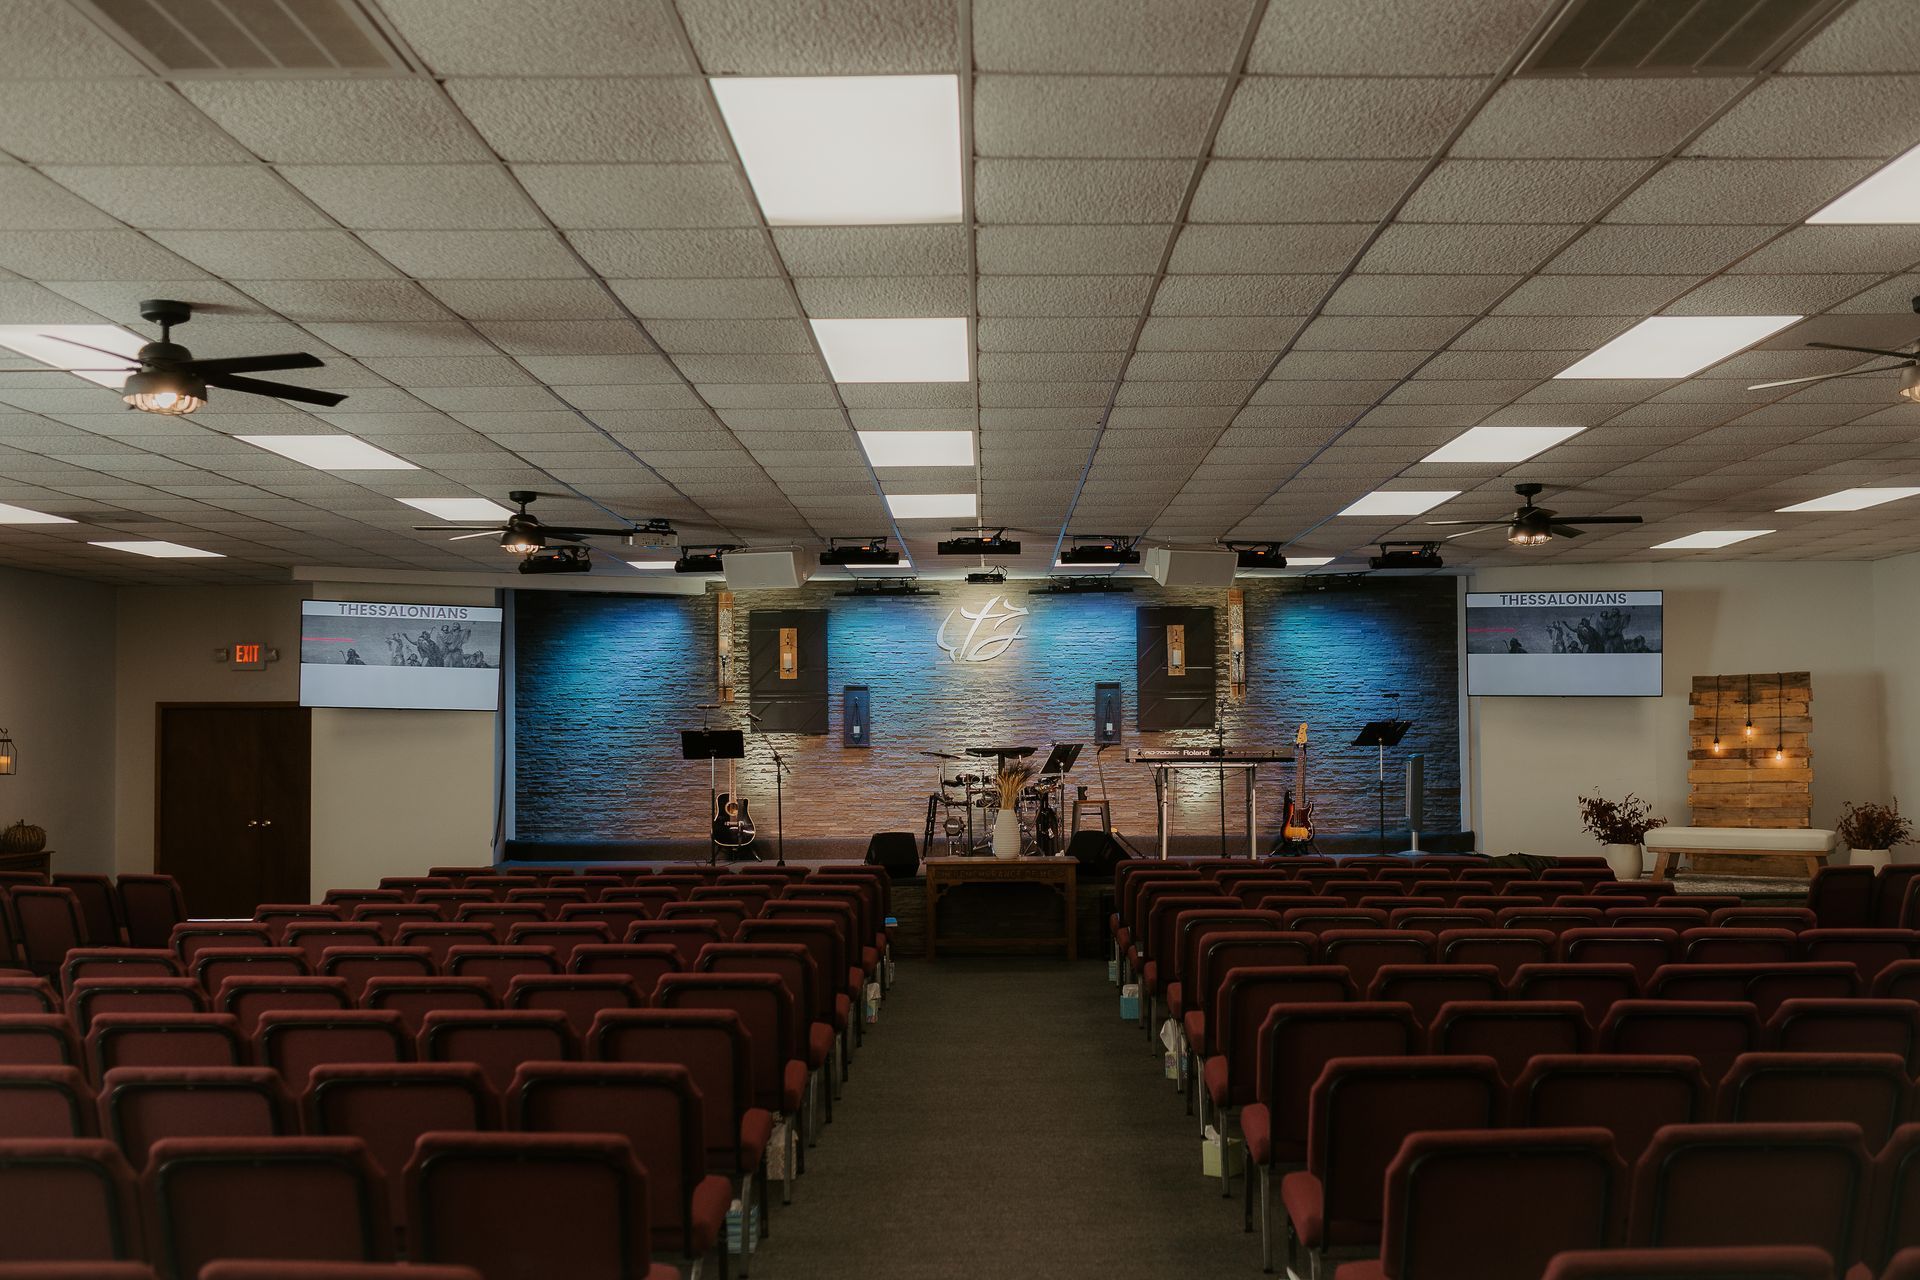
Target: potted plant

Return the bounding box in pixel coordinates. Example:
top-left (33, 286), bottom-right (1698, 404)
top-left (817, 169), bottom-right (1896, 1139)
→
top-left (1577, 792), bottom-right (1667, 880)
top-left (1837, 800), bottom-right (1913, 870)
top-left (992, 761), bottom-right (1034, 859)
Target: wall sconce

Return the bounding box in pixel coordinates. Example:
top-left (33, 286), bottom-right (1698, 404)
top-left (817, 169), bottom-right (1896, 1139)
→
top-left (0, 730), bottom-right (16, 775)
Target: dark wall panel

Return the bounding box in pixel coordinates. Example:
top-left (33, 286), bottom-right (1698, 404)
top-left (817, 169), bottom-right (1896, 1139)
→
top-left (1137, 605), bottom-right (1216, 731)
top-left (747, 609), bottom-right (827, 734)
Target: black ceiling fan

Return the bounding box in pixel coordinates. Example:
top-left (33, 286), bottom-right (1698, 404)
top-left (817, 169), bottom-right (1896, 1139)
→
top-left (1746, 340), bottom-right (1920, 399)
top-left (414, 490), bottom-right (663, 556)
top-left (0, 298), bottom-right (345, 413)
top-left (1425, 482), bottom-right (1644, 547)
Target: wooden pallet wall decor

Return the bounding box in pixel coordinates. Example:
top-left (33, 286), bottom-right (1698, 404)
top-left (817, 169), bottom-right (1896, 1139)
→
top-left (1687, 671), bottom-right (1812, 834)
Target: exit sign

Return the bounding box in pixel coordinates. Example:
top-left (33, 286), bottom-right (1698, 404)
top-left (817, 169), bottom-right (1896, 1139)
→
top-left (232, 642), bottom-right (267, 671)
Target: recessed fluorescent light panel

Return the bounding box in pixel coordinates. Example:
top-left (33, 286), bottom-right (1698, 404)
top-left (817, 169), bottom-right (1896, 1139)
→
top-left (398, 497), bottom-right (515, 521)
top-left (1652, 529), bottom-right (1773, 550)
top-left (1808, 142), bottom-right (1920, 224)
top-left (1286, 556), bottom-right (1337, 567)
top-left (886, 492), bottom-right (977, 519)
top-left (90, 540), bottom-right (222, 559)
top-left (811, 318), bottom-right (970, 383)
top-left (1421, 426), bottom-right (1585, 464)
top-left (1337, 490), bottom-right (1459, 517)
top-left (1777, 487), bottom-right (1920, 512)
top-left (626, 560), bottom-right (678, 570)
top-left (857, 431), bottom-right (974, 468)
top-left (1555, 316), bottom-right (1800, 380)
top-left (0, 503), bottom-right (74, 524)
top-left (0, 325), bottom-right (144, 388)
top-left (710, 75), bottom-right (963, 226)
top-left (237, 435), bottom-right (418, 472)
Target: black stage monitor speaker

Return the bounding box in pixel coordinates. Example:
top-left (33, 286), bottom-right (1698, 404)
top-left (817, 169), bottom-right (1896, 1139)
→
top-left (1067, 829), bottom-right (1129, 879)
top-left (866, 831), bottom-right (919, 879)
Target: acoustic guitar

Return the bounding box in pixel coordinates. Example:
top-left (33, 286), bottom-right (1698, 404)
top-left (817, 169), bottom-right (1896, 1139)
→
top-left (1279, 723), bottom-right (1314, 849)
top-left (712, 791), bottom-right (757, 855)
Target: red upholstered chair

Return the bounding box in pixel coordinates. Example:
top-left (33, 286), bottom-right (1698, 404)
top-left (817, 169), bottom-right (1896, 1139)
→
top-left (1496, 907), bottom-right (1606, 937)
top-left (1367, 965), bottom-right (1502, 1025)
top-left (1435, 928), bottom-right (1555, 983)
top-left (99, 1064), bottom-right (293, 1169)
top-left (1509, 963), bottom-right (1641, 1025)
top-left (324, 890), bottom-right (405, 913)
top-left (414, 890), bottom-right (492, 919)
top-left (1318, 930), bottom-right (1433, 995)
top-left (417, 1009), bottom-right (575, 1094)
top-left (1711, 907), bottom-right (1819, 933)
top-left (503, 922), bottom-right (612, 968)
top-left (504, 888), bottom-right (590, 917)
top-left (253, 905), bottom-right (346, 943)
top-left (61, 949), bottom-right (180, 993)
top-left (600, 886), bottom-right (679, 916)
top-left (1800, 930), bottom-right (1920, 985)
top-left (1324, 879), bottom-right (1399, 906)
top-left (1647, 964), bottom-right (1862, 1018)
top-left (1281, 908), bottom-right (1391, 938)
top-left (85, 1014), bottom-right (248, 1079)
top-left (254, 1010), bottom-right (412, 1087)
top-left (510, 1062), bottom-right (732, 1274)
top-left (473, 876), bottom-right (537, 900)
top-left (193, 947), bottom-right (310, 992)
top-left (1164, 909), bottom-right (1284, 1023)
top-left (0, 1263), bottom-right (158, 1279)
top-left (1679, 928), bottom-right (1798, 965)
top-left (502, 974), bottom-right (643, 1040)
top-left (0, 1137), bottom-right (145, 1263)
top-left (143, 1136), bottom-right (393, 1277)
top-left (377, 876), bottom-right (454, 901)
top-left (1862, 1124), bottom-right (1920, 1277)
top-left (68, 978), bottom-right (206, 1033)
top-left (1200, 965), bottom-right (1355, 1122)
top-left (568, 942), bottom-right (678, 994)
top-left (1389, 908), bottom-right (1495, 933)
top-left (1330, 1128), bottom-right (1623, 1280)
top-left (359, 977), bottom-right (496, 1037)
top-left (1874, 959), bottom-right (1920, 1002)
top-left (443, 945), bottom-right (563, 997)
top-left (0, 1014), bottom-right (82, 1067)
top-left (1228, 877), bottom-right (1311, 906)
top-left (626, 920), bottom-right (727, 969)
top-left (1501, 880), bottom-right (1586, 904)
top-left (1717, 1051), bottom-right (1908, 1147)
top-left (1607, 908), bottom-right (1712, 932)
top-left (116, 875), bottom-right (186, 950)
top-left (283, 924), bottom-right (385, 969)
top-left (1261, 1055), bottom-right (1503, 1274)
top-left (556, 903), bottom-right (653, 939)
top-left (1562, 928), bottom-right (1681, 985)
top-left (1183, 932), bottom-right (1316, 1056)
top-left (216, 976), bottom-right (354, 1036)
top-left (654, 972), bottom-right (807, 1193)
top-left (1457, 867), bottom-right (1532, 890)
top-left (550, 876), bottom-right (623, 901)
top-left (0, 1065), bottom-right (96, 1138)
top-left (170, 923), bottom-right (275, 966)
top-left (349, 905), bottom-right (442, 943)
top-left (1808, 866), bottom-right (1877, 929)
top-left (1600, 1000), bottom-right (1763, 1082)
top-left (10, 887), bottom-right (87, 977)
top-left (1511, 1054), bottom-right (1709, 1167)
top-left (391, 923), bottom-right (495, 969)
top-left (1767, 998), bottom-right (1920, 1069)
top-left (451, 904), bottom-right (546, 942)
top-left (1539, 1246), bottom-right (1836, 1280)
top-left (1428, 1000), bottom-right (1591, 1084)
top-left (1626, 1123), bottom-right (1869, 1259)
top-left (318, 948), bottom-right (435, 1001)
top-left (0, 976), bottom-right (57, 1014)
top-left (734, 918), bottom-right (855, 1054)
top-left (305, 1062), bottom-right (498, 1249)
top-left (1461, 894), bottom-right (1540, 912)
top-left (404, 1132), bottom-right (664, 1280)
top-left (51, 875), bottom-right (122, 947)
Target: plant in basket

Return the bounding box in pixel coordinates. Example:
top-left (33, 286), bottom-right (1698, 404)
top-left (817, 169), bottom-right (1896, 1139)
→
top-left (1836, 800), bottom-right (1912, 853)
top-left (1577, 793), bottom-right (1667, 844)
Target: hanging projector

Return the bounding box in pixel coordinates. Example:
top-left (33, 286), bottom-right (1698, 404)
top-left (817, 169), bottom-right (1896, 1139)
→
top-left (1369, 541), bottom-right (1444, 571)
top-left (819, 537), bottom-right (900, 567)
top-left (673, 545), bottom-right (734, 574)
top-left (938, 527), bottom-right (1021, 556)
top-left (1229, 542), bottom-right (1287, 570)
top-left (518, 544), bottom-right (593, 575)
top-left (1057, 535), bottom-right (1140, 566)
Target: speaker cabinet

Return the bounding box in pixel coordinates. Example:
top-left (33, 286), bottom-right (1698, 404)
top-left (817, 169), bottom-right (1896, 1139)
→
top-left (1405, 753), bottom-right (1425, 831)
top-left (866, 830), bottom-right (919, 879)
top-left (1145, 545), bottom-right (1236, 587)
top-left (1066, 829), bottom-right (1129, 878)
top-left (1094, 682), bottom-right (1123, 745)
top-left (843, 684), bottom-right (871, 748)
top-left (722, 548), bottom-right (810, 589)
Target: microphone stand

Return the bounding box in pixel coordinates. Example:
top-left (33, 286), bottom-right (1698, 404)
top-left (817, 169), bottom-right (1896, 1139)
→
top-left (1214, 718), bottom-right (1228, 858)
top-left (767, 742), bottom-right (789, 866)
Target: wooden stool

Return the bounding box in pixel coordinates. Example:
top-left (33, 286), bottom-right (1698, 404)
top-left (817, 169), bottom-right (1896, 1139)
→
top-left (1072, 797), bottom-right (1111, 834)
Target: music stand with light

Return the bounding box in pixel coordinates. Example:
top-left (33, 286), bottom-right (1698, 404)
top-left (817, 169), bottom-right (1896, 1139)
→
top-left (1351, 719), bottom-right (1412, 855)
top-left (682, 728), bottom-right (746, 864)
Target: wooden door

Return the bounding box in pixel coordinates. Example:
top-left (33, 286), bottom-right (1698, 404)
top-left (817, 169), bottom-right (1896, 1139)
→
top-left (157, 705), bottom-right (310, 918)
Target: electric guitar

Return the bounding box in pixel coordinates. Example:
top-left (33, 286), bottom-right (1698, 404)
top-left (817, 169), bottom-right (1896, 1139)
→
top-left (1279, 723), bottom-right (1315, 847)
top-left (712, 791), bottom-right (757, 854)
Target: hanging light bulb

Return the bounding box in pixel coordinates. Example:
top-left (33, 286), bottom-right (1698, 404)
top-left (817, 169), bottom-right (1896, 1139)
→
top-left (121, 369), bottom-right (206, 415)
top-left (501, 528), bottom-right (543, 556)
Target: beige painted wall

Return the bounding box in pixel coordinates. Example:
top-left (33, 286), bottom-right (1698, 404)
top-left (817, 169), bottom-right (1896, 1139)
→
top-left (1467, 561), bottom-right (1887, 858)
top-left (1872, 549), bottom-right (1920, 835)
top-left (0, 567), bottom-right (118, 873)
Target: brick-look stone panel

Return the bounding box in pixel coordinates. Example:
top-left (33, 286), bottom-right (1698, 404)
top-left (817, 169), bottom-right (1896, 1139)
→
top-left (513, 577), bottom-right (1459, 846)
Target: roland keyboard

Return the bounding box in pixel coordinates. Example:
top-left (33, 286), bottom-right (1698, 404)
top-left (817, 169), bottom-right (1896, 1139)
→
top-left (1126, 748), bottom-right (1293, 764)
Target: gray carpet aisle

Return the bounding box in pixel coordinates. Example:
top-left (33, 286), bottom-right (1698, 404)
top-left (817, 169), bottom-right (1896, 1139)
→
top-left (750, 957), bottom-right (1258, 1279)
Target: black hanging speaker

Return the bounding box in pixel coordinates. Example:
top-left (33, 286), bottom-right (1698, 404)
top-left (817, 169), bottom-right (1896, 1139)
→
top-left (865, 831), bottom-right (919, 879)
top-left (1066, 829), bottom-right (1129, 878)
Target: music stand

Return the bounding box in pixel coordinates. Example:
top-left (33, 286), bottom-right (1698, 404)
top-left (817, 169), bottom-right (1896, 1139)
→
top-left (683, 730), bottom-right (746, 864)
top-left (1039, 743), bottom-right (1082, 777)
top-left (1352, 720), bottom-right (1412, 855)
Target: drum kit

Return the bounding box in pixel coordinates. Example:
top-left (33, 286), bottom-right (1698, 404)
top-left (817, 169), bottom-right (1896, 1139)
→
top-left (920, 743), bottom-right (1081, 857)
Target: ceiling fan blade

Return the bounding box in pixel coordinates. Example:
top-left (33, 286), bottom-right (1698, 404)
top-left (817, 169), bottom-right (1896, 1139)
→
top-left (1547, 523), bottom-right (1587, 539)
top-left (1551, 515), bottom-right (1645, 525)
top-left (1425, 518), bottom-right (1505, 527)
top-left (447, 530), bottom-right (499, 542)
top-left (1442, 525), bottom-right (1504, 540)
top-left (0, 367), bottom-right (133, 374)
top-left (1805, 341), bottom-right (1919, 360)
top-left (411, 524), bottom-right (504, 532)
top-left (184, 352), bottom-right (325, 376)
top-left (38, 334), bottom-right (142, 362)
top-left (204, 373), bottom-right (347, 407)
top-left (1745, 366), bottom-right (1906, 391)
top-left (545, 525), bottom-right (641, 538)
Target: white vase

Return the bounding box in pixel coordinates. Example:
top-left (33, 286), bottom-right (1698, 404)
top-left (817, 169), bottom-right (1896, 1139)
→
top-left (1602, 842), bottom-right (1643, 881)
top-left (1852, 847), bottom-right (1892, 870)
top-left (992, 810), bottom-right (1020, 859)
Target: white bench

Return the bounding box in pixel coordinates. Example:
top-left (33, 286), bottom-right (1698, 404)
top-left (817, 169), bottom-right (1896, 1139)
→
top-left (1642, 826), bottom-right (1836, 880)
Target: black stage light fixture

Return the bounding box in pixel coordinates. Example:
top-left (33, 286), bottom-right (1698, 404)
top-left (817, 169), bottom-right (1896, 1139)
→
top-left (1228, 541), bottom-right (1287, 570)
top-left (820, 536), bottom-right (900, 567)
top-left (674, 544), bottom-right (735, 573)
top-left (937, 526), bottom-right (1021, 556)
top-left (1368, 540), bottom-right (1444, 571)
top-left (840, 576), bottom-right (926, 597)
top-left (1040, 575), bottom-right (1136, 593)
top-left (1057, 535), bottom-right (1140, 566)
top-left (518, 544), bottom-right (593, 575)
top-left (966, 568), bottom-right (1007, 584)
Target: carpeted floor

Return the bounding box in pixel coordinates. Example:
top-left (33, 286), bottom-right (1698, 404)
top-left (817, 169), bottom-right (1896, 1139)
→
top-left (747, 957), bottom-right (1260, 1279)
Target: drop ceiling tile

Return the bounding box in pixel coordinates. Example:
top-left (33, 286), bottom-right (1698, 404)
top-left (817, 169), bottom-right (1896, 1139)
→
top-left (513, 163), bottom-right (757, 229)
top-left (976, 159), bottom-right (1192, 224)
top-left (1784, 0), bottom-right (1920, 73)
top-left (976, 274), bottom-right (1156, 317)
top-left (42, 280), bottom-right (262, 319)
top-left (609, 277), bottom-right (798, 320)
top-left (518, 354), bottom-right (680, 384)
top-left (1190, 159), bottom-right (1424, 223)
top-left (1687, 74), bottom-right (1920, 158)
top-left (1137, 316), bottom-right (1302, 350)
top-left (1125, 350), bottom-right (1272, 380)
top-left (361, 357), bottom-right (539, 387)
top-left (977, 381), bottom-right (1110, 407)
top-left (180, 80), bottom-right (491, 164)
top-left (570, 229), bottom-right (778, 279)
top-left (0, 81), bottom-right (251, 165)
top-left (1398, 158), bottom-right (1653, 223)
top-left (1543, 223), bottom-right (1781, 275)
top-left (973, 0), bottom-right (1249, 72)
top-left (793, 276), bottom-right (971, 317)
top-left (1605, 157), bottom-right (1883, 225)
top-left (697, 383), bottom-right (838, 409)
top-left (419, 279), bottom-right (621, 321)
top-left (1322, 274), bottom-right (1521, 316)
top-left (0, 169), bottom-right (126, 230)
top-left (644, 319), bottom-right (815, 354)
top-left (356, 229), bottom-right (587, 280)
top-left (841, 382), bottom-right (973, 408)
top-left (1250, 379), bottom-right (1399, 404)
top-left (0, 230), bottom-right (207, 280)
top-left (978, 317), bottom-right (1135, 351)
top-left (1358, 223), bottom-right (1573, 275)
top-left (1114, 380), bottom-right (1253, 406)
top-left (770, 225), bottom-right (967, 276)
top-left (1449, 314), bottom-right (1634, 351)
top-left (0, 282), bottom-right (113, 323)
top-left (149, 229), bottom-right (397, 280)
top-left (1454, 78), bottom-right (1744, 158)
top-left (277, 164), bottom-right (543, 231)
top-left (1167, 223), bottom-right (1371, 275)
top-left (467, 320), bottom-right (653, 357)
top-left (1215, 76), bottom-right (1487, 159)
top-left (1492, 274), bottom-right (1697, 316)
top-left (1247, 0), bottom-right (1552, 75)
top-left (1663, 272), bottom-right (1883, 316)
top-left (975, 75), bottom-right (1223, 158)
top-left (1270, 350), bottom-right (1429, 381)
top-left (1296, 314), bottom-right (1468, 350)
top-left (1151, 274), bottom-right (1335, 316)
top-left (679, 0), bottom-right (958, 73)
top-left (1729, 226), bottom-right (1920, 275)
top-left (380, 0), bottom-right (693, 74)
top-left (445, 78), bottom-right (727, 163)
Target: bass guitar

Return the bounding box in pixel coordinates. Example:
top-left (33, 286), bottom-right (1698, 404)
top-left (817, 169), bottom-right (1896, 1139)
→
top-left (1278, 723), bottom-right (1315, 852)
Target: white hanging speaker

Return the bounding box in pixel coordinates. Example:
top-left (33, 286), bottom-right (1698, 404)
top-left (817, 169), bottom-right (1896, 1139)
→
top-left (720, 548), bottom-right (811, 590)
top-left (1145, 545), bottom-right (1237, 588)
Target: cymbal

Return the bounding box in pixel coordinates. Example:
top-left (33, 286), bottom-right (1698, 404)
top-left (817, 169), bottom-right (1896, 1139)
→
top-left (966, 746), bottom-right (1036, 758)
top-left (920, 750), bottom-right (963, 760)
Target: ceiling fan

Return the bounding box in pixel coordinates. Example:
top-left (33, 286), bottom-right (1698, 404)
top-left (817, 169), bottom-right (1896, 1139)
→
top-left (414, 490), bottom-right (663, 556)
top-left (0, 298), bottom-right (345, 414)
top-left (1426, 482), bottom-right (1645, 547)
top-left (1746, 341), bottom-right (1920, 400)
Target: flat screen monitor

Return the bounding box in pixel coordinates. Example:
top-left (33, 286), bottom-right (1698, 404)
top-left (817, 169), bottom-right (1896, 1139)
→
top-left (1465, 590), bottom-right (1663, 697)
top-left (299, 599), bottom-right (502, 711)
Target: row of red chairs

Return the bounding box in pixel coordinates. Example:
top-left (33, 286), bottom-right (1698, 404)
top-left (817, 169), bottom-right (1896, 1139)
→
top-left (1544, 1245), bottom-right (1908, 1280)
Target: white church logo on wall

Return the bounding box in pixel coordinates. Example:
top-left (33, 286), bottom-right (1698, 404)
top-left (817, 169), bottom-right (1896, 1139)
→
top-left (936, 596), bottom-right (1029, 664)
